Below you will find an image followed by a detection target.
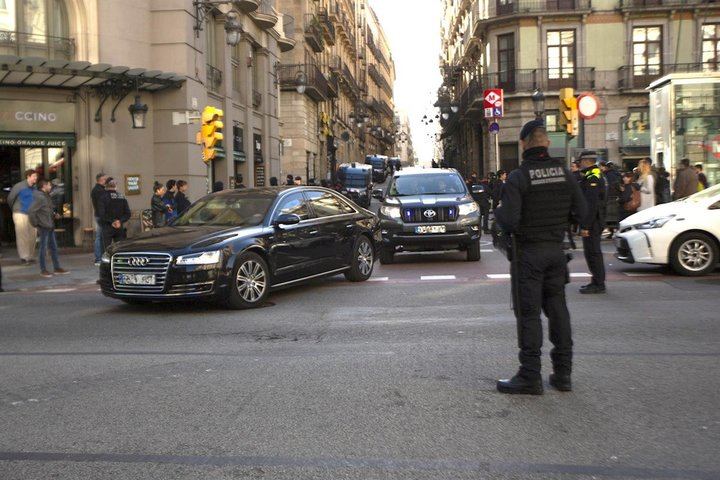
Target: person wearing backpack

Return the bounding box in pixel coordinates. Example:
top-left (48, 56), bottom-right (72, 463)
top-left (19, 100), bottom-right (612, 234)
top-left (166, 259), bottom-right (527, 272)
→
top-left (618, 172), bottom-right (641, 222)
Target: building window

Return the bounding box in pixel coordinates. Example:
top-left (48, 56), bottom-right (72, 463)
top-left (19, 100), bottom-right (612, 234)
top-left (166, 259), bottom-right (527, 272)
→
top-left (0, 0), bottom-right (72, 59)
top-left (547, 29), bottom-right (575, 89)
top-left (702, 24), bottom-right (720, 72)
top-left (497, 33), bottom-right (515, 91)
top-left (632, 26), bottom-right (662, 79)
top-left (496, 0), bottom-right (514, 15)
top-left (231, 44), bottom-right (242, 97)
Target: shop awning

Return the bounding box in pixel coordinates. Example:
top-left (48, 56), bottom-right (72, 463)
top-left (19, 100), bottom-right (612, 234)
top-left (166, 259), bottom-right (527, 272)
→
top-left (0, 55), bottom-right (185, 91)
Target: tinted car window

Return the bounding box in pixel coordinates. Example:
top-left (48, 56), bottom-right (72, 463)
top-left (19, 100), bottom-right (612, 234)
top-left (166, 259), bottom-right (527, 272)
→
top-left (275, 192), bottom-right (310, 220)
top-left (174, 195), bottom-right (272, 227)
top-left (389, 173), bottom-right (467, 196)
top-left (306, 191), bottom-right (355, 217)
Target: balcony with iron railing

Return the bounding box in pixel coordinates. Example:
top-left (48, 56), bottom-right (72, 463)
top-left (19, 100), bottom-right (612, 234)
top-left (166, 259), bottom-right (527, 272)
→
top-left (481, 67), bottom-right (595, 94)
top-left (620, 0), bottom-right (719, 9)
top-left (278, 14), bottom-right (296, 53)
top-left (341, 61), bottom-right (359, 96)
top-left (317, 8), bottom-right (336, 46)
top-left (277, 63), bottom-right (328, 102)
top-left (206, 64), bottom-right (223, 93)
top-left (482, 0), bottom-right (591, 22)
top-left (304, 14), bottom-right (324, 53)
top-left (326, 72), bottom-right (339, 98)
top-left (250, 0), bottom-right (279, 29)
top-left (0, 30), bottom-right (75, 61)
top-left (618, 63), bottom-right (720, 91)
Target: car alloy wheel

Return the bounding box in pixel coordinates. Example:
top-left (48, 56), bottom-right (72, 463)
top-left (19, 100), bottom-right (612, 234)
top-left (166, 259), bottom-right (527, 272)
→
top-left (357, 239), bottom-right (374, 277)
top-left (678, 239), bottom-right (712, 272)
top-left (236, 259), bottom-right (267, 303)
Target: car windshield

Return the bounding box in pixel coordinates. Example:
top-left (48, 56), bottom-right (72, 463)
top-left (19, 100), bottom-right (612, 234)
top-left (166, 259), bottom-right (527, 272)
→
top-left (389, 173), bottom-right (467, 196)
top-left (342, 174), bottom-right (368, 188)
top-left (173, 195), bottom-right (273, 227)
top-left (368, 158), bottom-right (385, 168)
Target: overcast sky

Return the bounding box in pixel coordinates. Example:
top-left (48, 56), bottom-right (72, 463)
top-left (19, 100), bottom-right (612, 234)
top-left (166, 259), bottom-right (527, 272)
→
top-left (369, 0), bottom-right (442, 164)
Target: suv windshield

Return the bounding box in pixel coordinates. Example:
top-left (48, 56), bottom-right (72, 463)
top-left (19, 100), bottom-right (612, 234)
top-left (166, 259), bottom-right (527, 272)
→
top-left (367, 158), bottom-right (385, 168)
top-left (174, 195), bottom-right (273, 227)
top-left (388, 173), bottom-right (467, 197)
top-left (342, 174), bottom-right (368, 188)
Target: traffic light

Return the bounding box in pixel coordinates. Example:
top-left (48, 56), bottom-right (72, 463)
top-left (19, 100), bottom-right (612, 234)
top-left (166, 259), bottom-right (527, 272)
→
top-left (558, 88), bottom-right (579, 137)
top-left (196, 106), bottom-right (224, 163)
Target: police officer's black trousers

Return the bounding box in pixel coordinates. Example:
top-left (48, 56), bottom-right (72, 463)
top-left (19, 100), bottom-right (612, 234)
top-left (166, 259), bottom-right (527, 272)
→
top-left (582, 219), bottom-right (606, 287)
top-left (102, 226), bottom-right (127, 252)
top-left (480, 206), bottom-right (490, 232)
top-left (511, 242), bottom-right (573, 379)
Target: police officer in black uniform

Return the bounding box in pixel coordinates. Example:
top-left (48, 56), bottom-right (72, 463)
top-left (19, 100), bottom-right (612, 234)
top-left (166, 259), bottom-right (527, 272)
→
top-left (97, 177), bottom-right (131, 251)
top-left (578, 152), bottom-right (607, 294)
top-left (495, 120), bottom-right (586, 395)
top-left (468, 173), bottom-right (491, 233)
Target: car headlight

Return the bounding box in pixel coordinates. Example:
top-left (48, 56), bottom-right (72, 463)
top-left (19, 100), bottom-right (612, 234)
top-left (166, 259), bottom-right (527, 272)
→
top-left (458, 202), bottom-right (479, 216)
top-left (635, 215), bottom-right (675, 229)
top-left (101, 252), bottom-right (111, 264)
top-left (380, 206), bottom-right (401, 219)
top-left (176, 251), bottom-right (222, 265)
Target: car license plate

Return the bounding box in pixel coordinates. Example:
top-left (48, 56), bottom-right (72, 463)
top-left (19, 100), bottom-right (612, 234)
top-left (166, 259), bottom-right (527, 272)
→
top-left (415, 225), bottom-right (446, 234)
top-left (118, 274), bottom-right (156, 285)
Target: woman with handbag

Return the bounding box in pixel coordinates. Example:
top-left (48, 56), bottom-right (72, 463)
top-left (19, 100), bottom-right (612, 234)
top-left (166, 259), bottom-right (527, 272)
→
top-left (618, 172), bottom-right (641, 222)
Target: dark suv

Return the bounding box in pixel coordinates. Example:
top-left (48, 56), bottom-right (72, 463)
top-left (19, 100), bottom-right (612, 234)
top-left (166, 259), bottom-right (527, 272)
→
top-left (374, 168), bottom-right (481, 263)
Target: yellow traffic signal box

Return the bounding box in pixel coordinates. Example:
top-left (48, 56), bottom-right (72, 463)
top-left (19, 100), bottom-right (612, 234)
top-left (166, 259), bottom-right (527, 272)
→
top-left (558, 88), bottom-right (579, 137)
top-left (196, 106), bottom-right (224, 163)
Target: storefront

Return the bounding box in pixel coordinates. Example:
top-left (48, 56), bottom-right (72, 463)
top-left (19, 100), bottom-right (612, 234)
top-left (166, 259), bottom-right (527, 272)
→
top-left (0, 100), bottom-right (75, 245)
top-left (650, 73), bottom-right (720, 186)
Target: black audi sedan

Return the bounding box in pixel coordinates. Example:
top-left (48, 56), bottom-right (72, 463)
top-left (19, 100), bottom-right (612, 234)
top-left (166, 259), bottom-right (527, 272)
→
top-left (99, 187), bottom-right (380, 309)
top-left (374, 167), bottom-right (481, 263)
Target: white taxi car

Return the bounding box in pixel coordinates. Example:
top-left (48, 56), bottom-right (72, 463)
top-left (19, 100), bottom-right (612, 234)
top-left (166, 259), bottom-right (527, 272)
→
top-left (615, 184), bottom-right (720, 276)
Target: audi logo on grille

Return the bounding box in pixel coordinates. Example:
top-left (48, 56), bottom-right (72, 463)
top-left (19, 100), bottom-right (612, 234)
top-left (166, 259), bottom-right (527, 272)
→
top-left (423, 209), bottom-right (437, 219)
top-left (127, 257), bottom-right (150, 267)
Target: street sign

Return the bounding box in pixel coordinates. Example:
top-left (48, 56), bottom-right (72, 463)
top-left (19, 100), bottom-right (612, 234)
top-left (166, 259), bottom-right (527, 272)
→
top-left (489, 121), bottom-right (500, 134)
top-left (483, 89), bottom-right (504, 118)
top-left (577, 93), bottom-right (601, 120)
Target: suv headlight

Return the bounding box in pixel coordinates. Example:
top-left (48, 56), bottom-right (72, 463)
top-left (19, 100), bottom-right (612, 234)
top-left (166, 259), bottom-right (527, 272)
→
top-left (380, 205), bottom-right (401, 219)
top-left (101, 252), bottom-right (111, 264)
top-left (635, 215), bottom-right (675, 229)
top-left (176, 251), bottom-right (222, 265)
top-left (458, 202), bottom-right (479, 216)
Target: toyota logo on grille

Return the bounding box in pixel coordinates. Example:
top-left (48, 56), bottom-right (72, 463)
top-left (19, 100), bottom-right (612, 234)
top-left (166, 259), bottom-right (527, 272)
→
top-left (423, 209), bottom-right (437, 219)
top-left (128, 257), bottom-right (149, 267)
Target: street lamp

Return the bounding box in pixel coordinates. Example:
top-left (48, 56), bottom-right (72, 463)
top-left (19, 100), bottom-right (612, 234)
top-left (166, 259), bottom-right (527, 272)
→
top-left (441, 108), bottom-right (450, 120)
top-left (128, 95), bottom-right (148, 129)
top-left (450, 101), bottom-right (459, 114)
top-left (224, 12), bottom-right (243, 46)
top-left (295, 71), bottom-right (307, 94)
top-left (532, 88), bottom-right (545, 120)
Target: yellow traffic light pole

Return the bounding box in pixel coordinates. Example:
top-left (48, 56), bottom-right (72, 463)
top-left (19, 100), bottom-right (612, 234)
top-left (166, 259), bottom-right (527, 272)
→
top-left (196, 106), bottom-right (224, 193)
top-left (558, 88), bottom-right (579, 167)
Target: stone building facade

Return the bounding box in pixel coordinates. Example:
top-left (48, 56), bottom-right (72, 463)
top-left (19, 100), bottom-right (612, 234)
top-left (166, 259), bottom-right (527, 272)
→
top-left (439, 0), bottom-right (720, 180)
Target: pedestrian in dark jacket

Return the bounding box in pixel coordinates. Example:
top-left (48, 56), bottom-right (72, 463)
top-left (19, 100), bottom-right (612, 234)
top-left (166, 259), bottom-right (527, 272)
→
top-left (696, 164), bottom-right (709, 190)
top-left (91, 172), bottom-right (108, 264)
top-left (285, 174), bottom-right (294, 186)
top-left (175, 180), bottom-right (191, 215)
top-left (492, 170), bottom-right (507, 210)
top-left (601, 162), bottom-right (622, 238)
top-left (98, 178), bottom-right (131, 250)
top-left (28, 179), bottom-right (68, 277)
top-left (468, 173), bottom-right (491, 233)
top-left (212, 181), bottom-right (224, 193)
top-left (618, 172), bottom-right (640, 222)
top-left (235, 174), bottom-right (246, 189)
top-left (655, 167), bottom-right (671, 204)
top-left (151, 183), bottom-right (169, 228)
top-left (162, 179), bottom-right (177, 222)
top-left (673, 158), bottom-right (699, 199)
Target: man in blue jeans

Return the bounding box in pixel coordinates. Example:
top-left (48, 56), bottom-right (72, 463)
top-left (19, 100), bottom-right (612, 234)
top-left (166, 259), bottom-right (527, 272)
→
top-left (29, 179), bottom-right (69, 277)
top-left (91, 173), bottom-right (108, 265)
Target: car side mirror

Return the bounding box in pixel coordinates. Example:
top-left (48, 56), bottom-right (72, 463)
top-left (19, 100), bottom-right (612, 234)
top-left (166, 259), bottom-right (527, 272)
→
top-left (372, 188), bottom-right (384, 200)
top-left (273, 213), bottom-right (301, 227)
top-left (471, 185), bottom-right (484, 194)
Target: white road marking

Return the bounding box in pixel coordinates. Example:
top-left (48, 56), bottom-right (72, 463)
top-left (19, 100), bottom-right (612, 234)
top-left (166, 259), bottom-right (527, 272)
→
top-left (369, 277), bottom-right (389, 282)
top-left (487, 274), bottom-right (511, 279)
top-left (36, 288), bottom-right (77, 293)
top-left (623, 272), bottom-right (661, 277)
top-left (570, 273), bottom-right (592, 278)
top-left (420, 275), bottom-right (456, 281)
top-left (480, 249), bottom-right (494, 253)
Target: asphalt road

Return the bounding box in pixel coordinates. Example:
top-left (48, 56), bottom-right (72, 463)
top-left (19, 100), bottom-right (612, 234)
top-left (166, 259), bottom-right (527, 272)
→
top-left (1, 181), bottom-right (719, 479)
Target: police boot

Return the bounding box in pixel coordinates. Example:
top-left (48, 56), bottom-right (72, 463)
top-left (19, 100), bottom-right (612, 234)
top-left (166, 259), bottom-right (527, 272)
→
top-left (497, 374), bottom-right (543, 395)
top-left (549, 372), bottom-right (572, 392)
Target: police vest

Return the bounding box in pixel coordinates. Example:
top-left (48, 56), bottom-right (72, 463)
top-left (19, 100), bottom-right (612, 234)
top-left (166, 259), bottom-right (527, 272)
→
top-left (517, 158), bottom-right (573, 241)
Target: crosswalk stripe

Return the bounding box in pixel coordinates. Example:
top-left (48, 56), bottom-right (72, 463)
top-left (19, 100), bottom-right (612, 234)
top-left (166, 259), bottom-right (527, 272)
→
top-left (480, 249), bottom-right (494, 253)
top-left (570, 273), bottom-right (592, 278)
top-left (623, 272), bottom-right (661, 277)
top-left (420, 275), bottom-right (456, 281)
top-left (487, 274), bottom-right (511, 279)
top-left (369, 277), bottom-right (389, 282)
top-left (36, 288), bottom-right (77, 293)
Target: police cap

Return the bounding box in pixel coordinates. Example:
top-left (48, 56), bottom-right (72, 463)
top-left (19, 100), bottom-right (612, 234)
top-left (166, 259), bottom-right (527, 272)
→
top-left (519, 119), bottom-right (545, 141)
